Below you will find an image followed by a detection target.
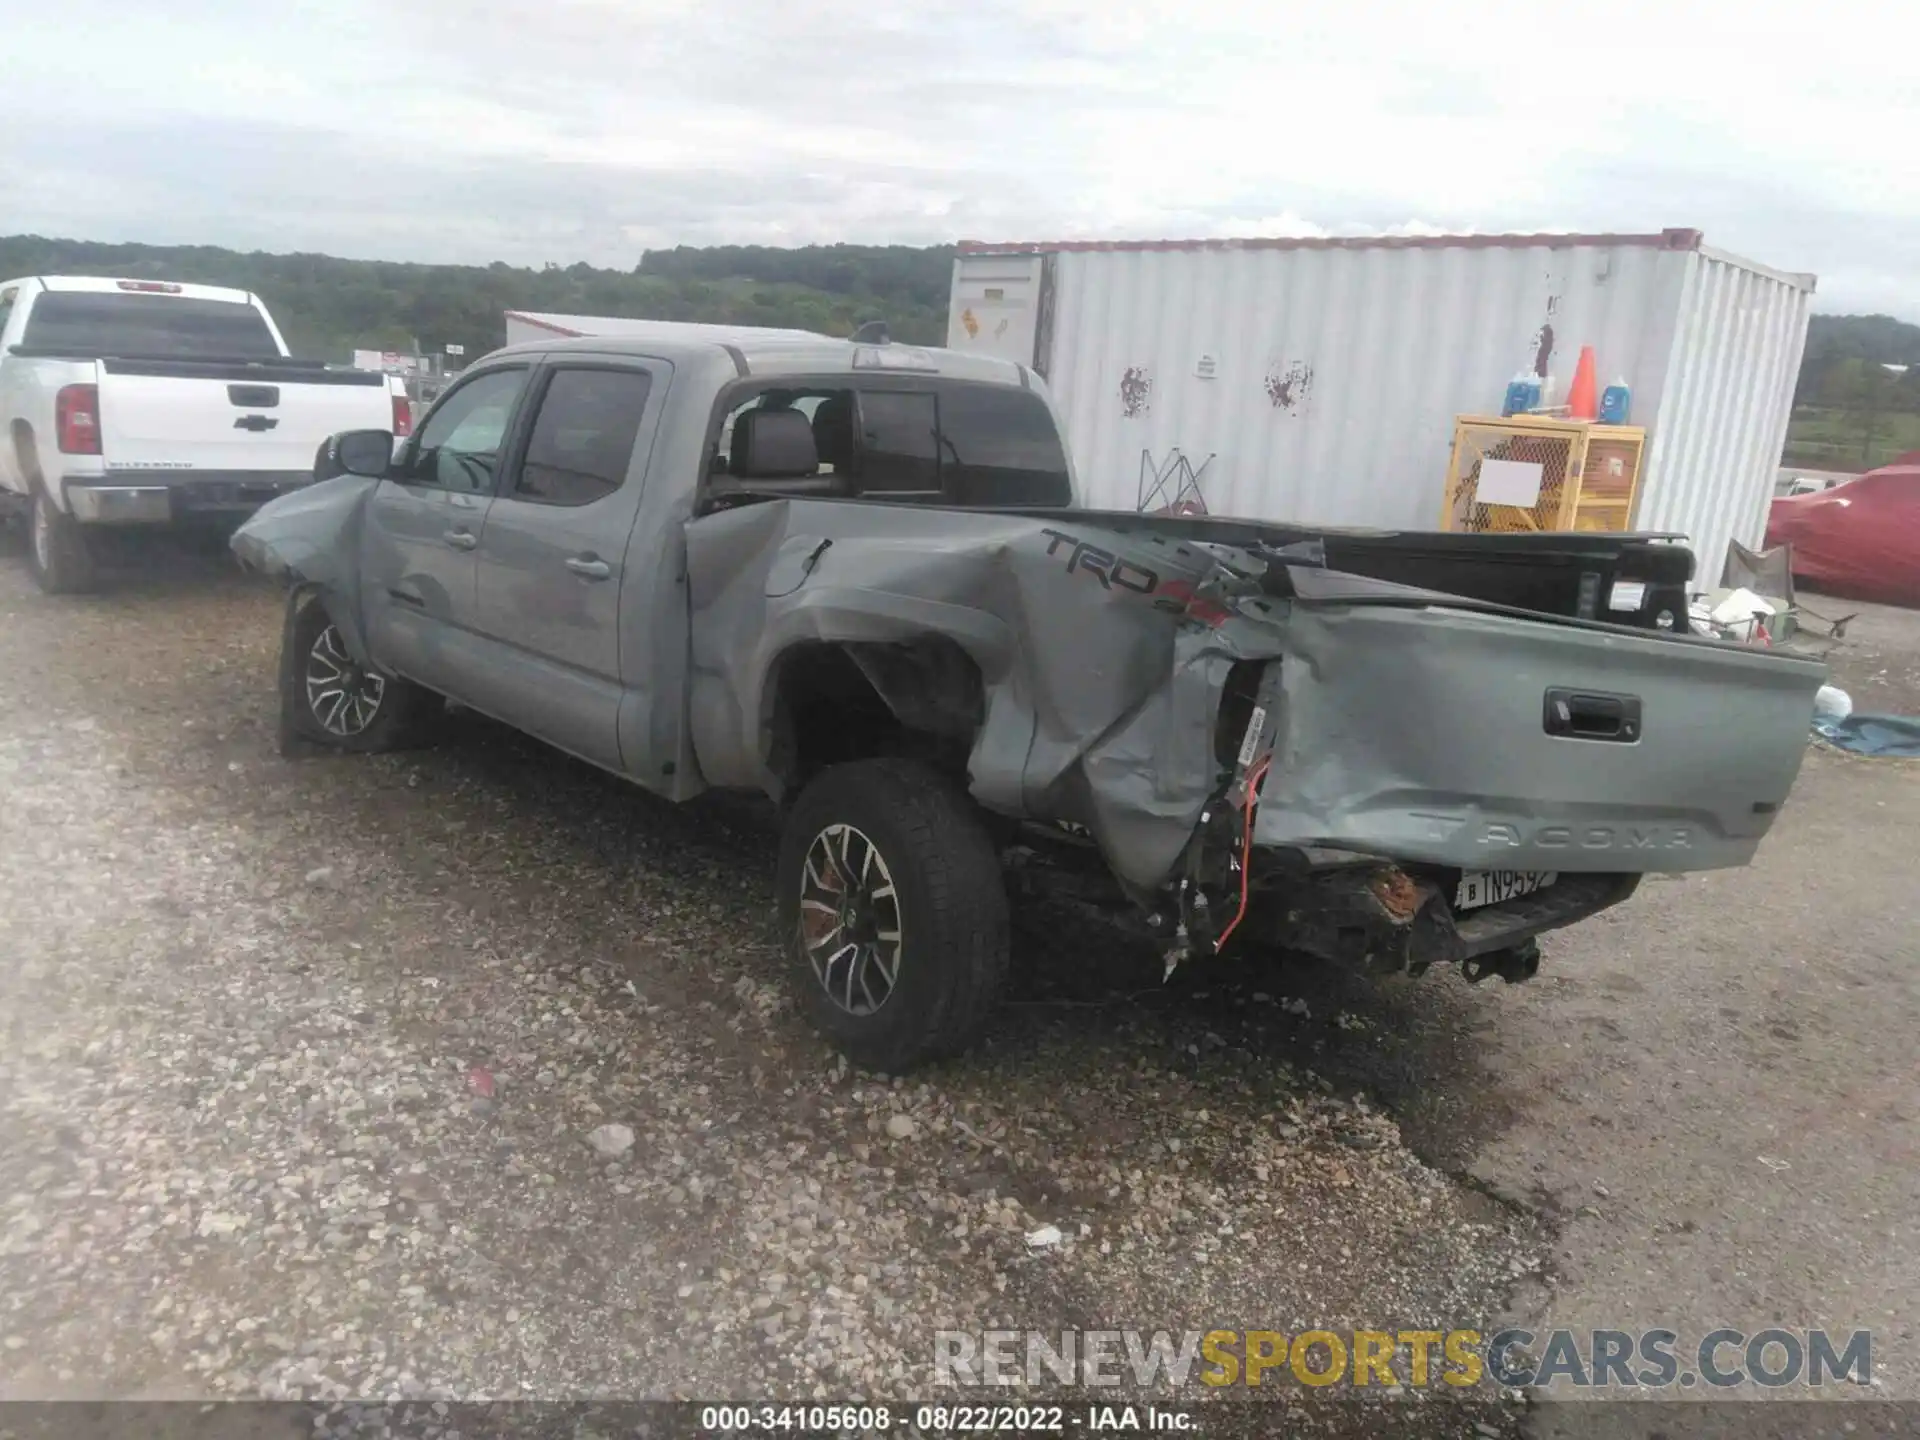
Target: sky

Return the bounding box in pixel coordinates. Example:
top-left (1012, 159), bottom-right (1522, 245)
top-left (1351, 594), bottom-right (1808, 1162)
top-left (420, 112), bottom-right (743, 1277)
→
top-left (0, 0), bottom-right (1914, 317)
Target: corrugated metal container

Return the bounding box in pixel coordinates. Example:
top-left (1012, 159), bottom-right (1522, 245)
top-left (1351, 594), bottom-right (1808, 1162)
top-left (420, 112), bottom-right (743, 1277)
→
top-left (946, 231), bottom-right (1814, 586)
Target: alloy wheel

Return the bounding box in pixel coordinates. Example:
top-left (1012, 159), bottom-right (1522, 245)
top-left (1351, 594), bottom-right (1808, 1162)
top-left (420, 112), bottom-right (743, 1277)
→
top-left (304, 623), bottom-right (387, 737)
top-left (797, 823), bottom-right (903, 1016)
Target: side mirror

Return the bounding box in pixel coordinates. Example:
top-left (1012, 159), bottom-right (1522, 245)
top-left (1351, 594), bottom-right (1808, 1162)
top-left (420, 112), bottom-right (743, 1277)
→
top-left (326, 429), bottom-right (396, 479)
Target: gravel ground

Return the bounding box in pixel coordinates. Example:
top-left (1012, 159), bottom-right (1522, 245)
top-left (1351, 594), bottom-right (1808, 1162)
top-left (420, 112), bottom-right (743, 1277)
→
top-left (0, 537), bottom-right (1536, 1434)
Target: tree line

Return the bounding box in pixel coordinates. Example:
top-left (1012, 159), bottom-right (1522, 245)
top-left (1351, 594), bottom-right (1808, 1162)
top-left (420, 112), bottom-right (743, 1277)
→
top-left (1785, 314), bottom-right (1920, 470)
top-left (1793, 314), bottom-right (1920, 411)
top-left (0, 235), bottom-right (956, 360)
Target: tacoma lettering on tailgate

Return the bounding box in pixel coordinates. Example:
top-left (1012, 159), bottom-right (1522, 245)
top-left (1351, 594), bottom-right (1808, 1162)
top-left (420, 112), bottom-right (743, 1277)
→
top-left (1481, 823), bottom-right (1694, 851)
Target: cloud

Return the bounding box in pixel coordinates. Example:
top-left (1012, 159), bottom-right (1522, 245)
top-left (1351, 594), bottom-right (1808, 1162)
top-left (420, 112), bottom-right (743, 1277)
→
top-left (1, 0), bottom-right (1913, 316)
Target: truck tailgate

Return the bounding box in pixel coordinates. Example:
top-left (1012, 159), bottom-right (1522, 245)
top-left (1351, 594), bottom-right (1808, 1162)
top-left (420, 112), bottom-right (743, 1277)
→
top-left (97, 358), bottom-right (390, 474)
top-left (1254, 601), bottom-right (1826, 873)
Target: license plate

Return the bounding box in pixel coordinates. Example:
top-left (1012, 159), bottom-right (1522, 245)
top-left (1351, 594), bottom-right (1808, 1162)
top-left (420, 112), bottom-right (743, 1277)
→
top-left (1455, 869), bottom-right (1557, 910)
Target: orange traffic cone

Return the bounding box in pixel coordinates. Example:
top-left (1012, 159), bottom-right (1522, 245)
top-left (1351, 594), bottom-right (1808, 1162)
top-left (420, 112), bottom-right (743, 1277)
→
top-left (1567, 345), bottom-right (1599, 421)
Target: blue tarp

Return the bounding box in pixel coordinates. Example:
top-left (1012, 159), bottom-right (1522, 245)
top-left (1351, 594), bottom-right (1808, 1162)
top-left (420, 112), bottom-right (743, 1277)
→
top-left (1812, 713), bottom-right (1920, 757)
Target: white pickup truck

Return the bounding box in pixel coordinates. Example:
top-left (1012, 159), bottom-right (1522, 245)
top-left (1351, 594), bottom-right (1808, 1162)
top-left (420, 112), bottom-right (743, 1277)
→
top-left (0, 276), bottom-right (407, 593)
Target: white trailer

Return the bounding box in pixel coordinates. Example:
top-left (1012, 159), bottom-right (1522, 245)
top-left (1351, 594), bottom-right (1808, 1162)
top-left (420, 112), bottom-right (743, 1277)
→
top-left (946, 229), bottom-right (1815, 586)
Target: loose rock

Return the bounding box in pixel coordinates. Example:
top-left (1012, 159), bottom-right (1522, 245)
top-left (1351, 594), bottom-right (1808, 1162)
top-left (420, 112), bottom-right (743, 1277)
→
top-left (586, 1124), bottom-right (636, 1158)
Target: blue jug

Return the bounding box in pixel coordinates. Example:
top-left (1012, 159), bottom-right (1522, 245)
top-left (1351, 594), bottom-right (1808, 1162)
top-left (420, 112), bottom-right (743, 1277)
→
top-left (1503, 372), bottom-right (1542, 417)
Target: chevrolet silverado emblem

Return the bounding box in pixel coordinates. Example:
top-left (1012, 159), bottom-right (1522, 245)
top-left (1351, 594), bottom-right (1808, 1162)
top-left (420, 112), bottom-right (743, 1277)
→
top-left (234, 415), bottom-right (279, 432)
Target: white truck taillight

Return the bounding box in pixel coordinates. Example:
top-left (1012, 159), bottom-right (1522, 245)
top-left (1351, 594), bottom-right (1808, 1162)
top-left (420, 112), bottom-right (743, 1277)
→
top-left (391, 391), bottom-right (413, 437)
top-left (56, 384), bottom-right (102, 454)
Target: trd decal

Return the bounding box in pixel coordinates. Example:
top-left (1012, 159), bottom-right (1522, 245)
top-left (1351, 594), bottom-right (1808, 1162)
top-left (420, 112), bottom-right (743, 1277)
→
top-left (1038, 528), bottom-right (1230, 627)
top-left (1039, 528), bottom-right (1156, 593)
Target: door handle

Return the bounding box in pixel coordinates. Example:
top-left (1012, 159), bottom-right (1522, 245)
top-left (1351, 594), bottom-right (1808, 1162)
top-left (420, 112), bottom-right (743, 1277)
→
top-left (443, 529), bottom-right (478, 551)
top-left (565, 556), bottom-right (612, 581)
top-left (1543, 687), bottom-right (1642, 742)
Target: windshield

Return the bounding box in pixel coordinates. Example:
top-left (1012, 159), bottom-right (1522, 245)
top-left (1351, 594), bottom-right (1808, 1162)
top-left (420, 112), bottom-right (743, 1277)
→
top-left (21, 291), bottom-right (281, 359)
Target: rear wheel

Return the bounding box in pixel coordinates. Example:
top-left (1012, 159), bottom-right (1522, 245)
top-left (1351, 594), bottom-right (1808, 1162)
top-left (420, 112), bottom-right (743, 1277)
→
top-left (282, 594), bottom-right (434, 753)
top-left (777, 759), bottom-right (1011, 1073)
top-left (26, 483), bottom-right (96, 595)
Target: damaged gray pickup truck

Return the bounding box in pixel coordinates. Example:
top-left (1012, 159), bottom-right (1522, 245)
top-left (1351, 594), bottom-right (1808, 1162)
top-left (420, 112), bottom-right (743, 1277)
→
top-left (233, 331), bottom-right (1826, 1072)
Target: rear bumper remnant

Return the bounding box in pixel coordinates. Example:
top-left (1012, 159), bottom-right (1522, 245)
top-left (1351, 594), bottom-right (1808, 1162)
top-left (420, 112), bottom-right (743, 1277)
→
top-left (1257, 859), bottom-right (1640, 975)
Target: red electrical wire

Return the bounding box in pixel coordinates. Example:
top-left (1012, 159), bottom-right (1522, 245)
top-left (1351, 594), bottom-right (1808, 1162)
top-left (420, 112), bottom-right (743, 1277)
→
top-left (1214, 756), bottom-right (1270, 953)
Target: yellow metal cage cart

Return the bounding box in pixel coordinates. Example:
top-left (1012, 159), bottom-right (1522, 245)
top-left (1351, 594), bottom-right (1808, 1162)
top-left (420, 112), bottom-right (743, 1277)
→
top-left (1440, 415), bottom-right (1648, 534)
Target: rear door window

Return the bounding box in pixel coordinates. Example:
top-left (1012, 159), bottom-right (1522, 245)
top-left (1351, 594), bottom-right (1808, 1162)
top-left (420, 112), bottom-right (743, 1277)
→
top-left (706, 379), bottom-right (1072, 509)
top-left (21, 292), bottom-right (282, 359)
top-left (936, 384), bottom-right (1072, 506)
top-left (511, 367), bottom-right (652, 506)
top-left (717, 389), bottom-right (852, 478)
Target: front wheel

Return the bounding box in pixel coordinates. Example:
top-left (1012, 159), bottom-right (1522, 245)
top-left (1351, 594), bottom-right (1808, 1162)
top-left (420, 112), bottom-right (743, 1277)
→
top-left (282, 595), bottom-right (434, 753)
top-left (777, 759), bottom-right (1011, 1073)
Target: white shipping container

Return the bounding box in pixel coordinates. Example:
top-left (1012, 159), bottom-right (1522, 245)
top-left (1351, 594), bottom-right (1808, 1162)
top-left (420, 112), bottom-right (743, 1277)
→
top-left (946, 231), bottom-right (1814, 587)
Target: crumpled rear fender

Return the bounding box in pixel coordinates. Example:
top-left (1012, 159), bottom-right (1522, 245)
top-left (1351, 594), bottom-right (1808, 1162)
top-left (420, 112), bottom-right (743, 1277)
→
top-left (686, 500), bottom-right (1292, 893)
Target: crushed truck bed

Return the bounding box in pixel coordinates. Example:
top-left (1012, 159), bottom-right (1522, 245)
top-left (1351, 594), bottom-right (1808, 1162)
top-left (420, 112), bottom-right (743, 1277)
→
top-left (679, 502), bottom-right (1825, 894)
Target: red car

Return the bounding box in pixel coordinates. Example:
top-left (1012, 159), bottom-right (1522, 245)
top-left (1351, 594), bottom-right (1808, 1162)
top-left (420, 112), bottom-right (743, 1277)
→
top-left (1766, 456), bottom-right (1920, 607)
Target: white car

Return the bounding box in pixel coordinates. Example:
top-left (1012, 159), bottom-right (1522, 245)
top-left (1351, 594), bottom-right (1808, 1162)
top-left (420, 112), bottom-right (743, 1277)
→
top-left (0, 276), bottom-right (406, 592)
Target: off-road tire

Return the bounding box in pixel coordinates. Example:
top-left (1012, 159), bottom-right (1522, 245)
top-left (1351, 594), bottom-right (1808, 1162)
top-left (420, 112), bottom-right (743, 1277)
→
top-left (26, 482), bottom-right (97, 595)
top-left (281, 592), bottom-right (436, 754)
top-left (777, 758), bottom-right (1011, 1073)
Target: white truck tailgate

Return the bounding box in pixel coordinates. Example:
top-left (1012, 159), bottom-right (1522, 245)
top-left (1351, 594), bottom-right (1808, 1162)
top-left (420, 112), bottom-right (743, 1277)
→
top-left (98, 360), bottom-right (391, 474)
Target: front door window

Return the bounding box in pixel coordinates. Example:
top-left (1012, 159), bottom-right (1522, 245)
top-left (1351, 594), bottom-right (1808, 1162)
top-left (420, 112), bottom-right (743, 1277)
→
top-left (396, 368), bottom-right (529, 493)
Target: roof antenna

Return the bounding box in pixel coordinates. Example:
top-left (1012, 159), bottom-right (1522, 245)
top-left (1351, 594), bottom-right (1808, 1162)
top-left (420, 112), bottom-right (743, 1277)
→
top-left (852, 320), bottom-right (890, 344)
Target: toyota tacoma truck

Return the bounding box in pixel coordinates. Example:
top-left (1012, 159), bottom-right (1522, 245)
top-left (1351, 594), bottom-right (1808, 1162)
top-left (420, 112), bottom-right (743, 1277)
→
top-left (0, 275), bottom-right (409, 593)
top-left (231, 331), bottom-right (1825, 1072)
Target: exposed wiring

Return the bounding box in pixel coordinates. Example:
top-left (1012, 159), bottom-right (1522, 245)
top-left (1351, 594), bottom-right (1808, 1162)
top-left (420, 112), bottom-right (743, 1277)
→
top-left (1213, 756), bottom-right (1270, 953)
